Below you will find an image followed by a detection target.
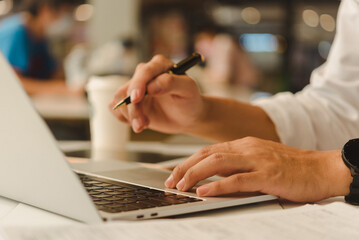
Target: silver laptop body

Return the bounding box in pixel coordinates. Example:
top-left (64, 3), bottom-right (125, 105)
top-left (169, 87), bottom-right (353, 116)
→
top-left (0, 53), bottom-right (276, 223)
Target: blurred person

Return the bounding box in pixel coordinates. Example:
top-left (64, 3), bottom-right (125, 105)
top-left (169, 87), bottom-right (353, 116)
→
top-left (194, 31), bottom-right (259, 88)
top-left (148, 12), bottom-right (188, 61)
top-left (0, 0), bottom-right (82, 95)
top-left (110, 0), bottom-right (359, 204)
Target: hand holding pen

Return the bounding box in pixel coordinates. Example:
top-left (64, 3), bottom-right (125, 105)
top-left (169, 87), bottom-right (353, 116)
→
top-left (110, 53), bottom-right (204, 133)
top-left (113, 53), bottom-right (203, 109)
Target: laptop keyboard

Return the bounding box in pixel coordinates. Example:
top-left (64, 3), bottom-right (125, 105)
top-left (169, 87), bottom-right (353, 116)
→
top-left (77, 173), bottom-right (203, 213)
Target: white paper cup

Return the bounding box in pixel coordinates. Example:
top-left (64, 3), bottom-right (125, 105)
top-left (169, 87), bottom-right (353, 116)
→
top-left (86, 75), bottom-right (130, 161)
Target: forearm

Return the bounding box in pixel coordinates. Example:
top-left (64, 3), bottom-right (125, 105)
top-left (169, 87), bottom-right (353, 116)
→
top-left (184, 95), bottom-right (280, 142)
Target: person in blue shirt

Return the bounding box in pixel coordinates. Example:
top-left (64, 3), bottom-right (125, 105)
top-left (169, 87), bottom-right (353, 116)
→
top-left (0, 0), bottom-right (81, 95)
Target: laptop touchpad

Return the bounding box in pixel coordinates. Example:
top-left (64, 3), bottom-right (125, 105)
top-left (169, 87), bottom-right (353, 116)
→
top-left (98, 167), bottom-right (212, 192)
top-left (97, 167), bottom-right (171, 189)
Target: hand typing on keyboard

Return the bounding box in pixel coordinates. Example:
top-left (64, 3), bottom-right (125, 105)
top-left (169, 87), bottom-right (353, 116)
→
top-left (165, 137), bottom-right (350, 203)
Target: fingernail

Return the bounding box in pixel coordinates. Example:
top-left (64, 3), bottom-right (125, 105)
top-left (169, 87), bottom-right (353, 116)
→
top-left (165, 174), bottom-right (173, 188)
top-left (176, 178), bottom-right (185, 191)
top-left (132, 118), bottom-right (140, 132)
top-left (131, 89), bottom-right (140, 102)
top-left (197, 185), bottom-right (209, 196)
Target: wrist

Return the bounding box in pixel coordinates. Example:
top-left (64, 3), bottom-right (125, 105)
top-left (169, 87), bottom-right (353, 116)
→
top-left (182, 95), bottom-right (212, 136)
top-left (325, 150), bottom-right (352, 198)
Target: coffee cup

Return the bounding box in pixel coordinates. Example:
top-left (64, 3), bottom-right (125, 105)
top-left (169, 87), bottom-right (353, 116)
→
top-left (86, 75), bottom-right (130, 161)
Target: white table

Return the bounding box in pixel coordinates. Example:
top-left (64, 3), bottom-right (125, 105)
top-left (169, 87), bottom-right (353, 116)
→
top-left (0, 143), bottom-right (351, 239)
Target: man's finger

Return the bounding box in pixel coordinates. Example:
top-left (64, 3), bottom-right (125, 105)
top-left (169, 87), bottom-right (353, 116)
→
top-left (196, 172), bottom-right (264, 197)
top-left (176, 153), bottom-right (254, 192)
top-left (118, 106), bottom-right (130, 124)
top-left (128, 55), bottom-right (173, 103)
top-left (127, 101), bottom-right (148, 133)
top-left (166, 142), bottom-right (235, 188)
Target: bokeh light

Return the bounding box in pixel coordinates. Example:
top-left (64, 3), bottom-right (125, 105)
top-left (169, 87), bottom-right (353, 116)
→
top-left (302, 9), bottom-right (319, 27)
top-left (74, 4), bottom-right (94, 22)
top-left (241, 7), bottom-right (261, 25)
top-left (0, 0), bottom-right (12, 16)
top-left (320, 14), bottom-right (335, 32)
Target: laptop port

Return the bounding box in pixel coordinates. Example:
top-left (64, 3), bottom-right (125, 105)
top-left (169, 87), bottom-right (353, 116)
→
top-left (151, 213), bottom-right (158, 217)
top-left (137, 215), bottom-right (144, 219)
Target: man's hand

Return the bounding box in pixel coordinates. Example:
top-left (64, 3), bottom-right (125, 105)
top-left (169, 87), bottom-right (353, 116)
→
top-left (110, 55), bottom-right (205, 134)
top-left (165, 137), bottom-right (352, 202)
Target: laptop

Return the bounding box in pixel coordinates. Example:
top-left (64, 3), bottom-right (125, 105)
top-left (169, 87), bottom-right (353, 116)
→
top-left (0, 53), bottom-right (277, 223)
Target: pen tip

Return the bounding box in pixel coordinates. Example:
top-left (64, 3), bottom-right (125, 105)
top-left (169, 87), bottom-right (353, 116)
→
top-left (113, 101), bottom-right (125, 110)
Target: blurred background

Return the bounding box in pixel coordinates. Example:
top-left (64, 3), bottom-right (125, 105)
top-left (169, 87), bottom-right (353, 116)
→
top-left (0, 0), bottom-right (340, 161)
top-left (0, 0), bottom-right (339, 92)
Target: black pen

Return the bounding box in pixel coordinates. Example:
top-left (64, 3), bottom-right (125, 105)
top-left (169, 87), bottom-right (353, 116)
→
top-left (112, 52), bottom-right (204, 110)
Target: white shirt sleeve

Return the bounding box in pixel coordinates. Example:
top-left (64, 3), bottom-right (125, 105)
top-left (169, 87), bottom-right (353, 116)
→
top-left (254, 0), bottom-right (359, 150)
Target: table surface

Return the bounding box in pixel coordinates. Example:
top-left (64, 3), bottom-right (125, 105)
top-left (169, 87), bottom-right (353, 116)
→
top-left (0, 183), bottom-right (346, 227)
top-left (31, 94), bottom-right (89, 120)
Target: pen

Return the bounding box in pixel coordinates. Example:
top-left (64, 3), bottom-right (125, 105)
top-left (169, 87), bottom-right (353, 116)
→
top-left (112, 52), bottom-right (204, 110)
